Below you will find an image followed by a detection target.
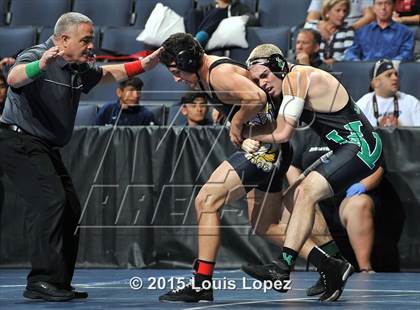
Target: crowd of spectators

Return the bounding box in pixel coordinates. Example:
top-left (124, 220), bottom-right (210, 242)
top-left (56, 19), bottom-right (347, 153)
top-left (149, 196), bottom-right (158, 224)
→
top-left (0, 0), bottom-right (418, 127)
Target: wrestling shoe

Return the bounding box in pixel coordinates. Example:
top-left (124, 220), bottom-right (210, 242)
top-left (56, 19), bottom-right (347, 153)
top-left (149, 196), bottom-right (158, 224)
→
top-left (318, 257), bottom-right (355, 302)
top-left (159, 281), bottom-right (213, 303)
top-left (241, 259), bottom-right (291, 292)
top-left (306, 276), bottom-right (326, 296)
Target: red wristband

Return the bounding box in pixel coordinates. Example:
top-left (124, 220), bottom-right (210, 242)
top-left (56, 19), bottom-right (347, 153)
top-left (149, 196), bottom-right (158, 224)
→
top-left (124, 60), bottom-right (144, 78)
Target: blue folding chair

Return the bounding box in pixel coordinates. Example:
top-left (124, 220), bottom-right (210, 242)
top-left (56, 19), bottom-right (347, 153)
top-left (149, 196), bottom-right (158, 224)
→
top-left (9, 0), bottom-right (71, 27)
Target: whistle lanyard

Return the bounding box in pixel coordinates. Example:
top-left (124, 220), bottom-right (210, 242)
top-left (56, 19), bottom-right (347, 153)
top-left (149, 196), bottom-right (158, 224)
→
top-left (372, 94), bottom-right (399, 126)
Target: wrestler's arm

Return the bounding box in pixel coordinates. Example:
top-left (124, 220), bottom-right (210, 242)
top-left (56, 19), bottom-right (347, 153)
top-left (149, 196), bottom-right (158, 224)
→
top-left (244, 71), bottom-right (310, 143)
top-left (211, 67), bottom-right (267, 146)
top-left (99, 47), bottom-right (162, 83)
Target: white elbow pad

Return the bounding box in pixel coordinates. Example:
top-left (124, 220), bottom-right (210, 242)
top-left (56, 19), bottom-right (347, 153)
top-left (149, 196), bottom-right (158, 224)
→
top-left (279, 95), bottom-right (305, 120)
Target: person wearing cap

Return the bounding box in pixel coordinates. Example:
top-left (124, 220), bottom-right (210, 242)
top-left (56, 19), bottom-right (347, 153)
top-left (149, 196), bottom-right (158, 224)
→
top-left (345, 0), bottom-right (415, 61)
top-left (356, 59), bottom-right (420, 127)
top-left (180, 92), bottom-right (212, 126)
top-left (241, 43), bottom-right (383, 300)
top-left (158, 32), bottom-right (345, 303)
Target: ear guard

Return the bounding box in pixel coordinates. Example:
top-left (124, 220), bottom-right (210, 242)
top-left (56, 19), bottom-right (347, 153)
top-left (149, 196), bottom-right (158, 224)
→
top-left (247, 53), bottom-right (289, 79)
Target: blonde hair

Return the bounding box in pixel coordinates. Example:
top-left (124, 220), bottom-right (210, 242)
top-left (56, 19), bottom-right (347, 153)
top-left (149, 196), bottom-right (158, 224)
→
top-left (322, 0), bottom-right (351, 20)
top-left (246, 44), bottom-right (284, 66)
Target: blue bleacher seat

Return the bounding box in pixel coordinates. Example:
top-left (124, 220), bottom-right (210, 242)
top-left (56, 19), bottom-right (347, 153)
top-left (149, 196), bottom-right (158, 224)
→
top-left (72, 0), bottom-right (133, 27)
top-left (399, 62), bottom-right (420, 101)
top-left (0, 26), bottom-right (36, 58)
top-left (143, 103), bottom-right (166, 125)
top-left (332, 61), bottom-right (376, 101)
top-left (242, 0), bottom-right (258, 12)
top-left (101, 27), bottom-right (147, 55)
top-left (229, 26), bottom-right (290, 64)
top-left (196, 0), bottom-right (257, 11)
top-left (75, 104), bottom-right (98, 126)
top-left (9, 0), bottom-right (71, 27)
top-left (38, 26), bottom-right (101, 48)
top-left (258, 0), bottom-right (312, 28)
top-left (195, 0), bottom-right (214, 8)
top-left (80, 80), bottom-right (118, 102)
top-left (140, 64), bottom-right (190, 101)
top-left (134, 0), bottom-right (192, 28)
top-left (81, 64), bottom-right (189, 103)
top-left (0, 0), bottom-right (7, 26)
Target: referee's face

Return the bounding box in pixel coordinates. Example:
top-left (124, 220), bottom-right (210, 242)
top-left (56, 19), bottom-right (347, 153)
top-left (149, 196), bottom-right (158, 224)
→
top-left (62, 22), bottom-right (94, 64)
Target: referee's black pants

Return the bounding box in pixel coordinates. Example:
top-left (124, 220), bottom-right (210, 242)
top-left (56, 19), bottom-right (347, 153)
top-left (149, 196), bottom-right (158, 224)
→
top-left (0, 128), bottom-right (81, 286)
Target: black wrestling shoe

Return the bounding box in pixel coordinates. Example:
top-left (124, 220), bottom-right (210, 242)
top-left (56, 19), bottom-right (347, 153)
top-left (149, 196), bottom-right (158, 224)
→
top-left (318, 257), bottom-right (355, 302)
top-left (241, 259), bottom-right (291, 292)
top-left (159, 282), bottom-right (213, 303)
top-left (306, 276), bottom-right (326, 296)
top-left (23, 281), bottom-right (74, 302)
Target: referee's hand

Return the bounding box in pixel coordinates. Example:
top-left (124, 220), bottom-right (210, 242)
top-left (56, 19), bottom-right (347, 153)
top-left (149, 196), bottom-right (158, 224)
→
top-left (39, 46), bottom-right (64, 70)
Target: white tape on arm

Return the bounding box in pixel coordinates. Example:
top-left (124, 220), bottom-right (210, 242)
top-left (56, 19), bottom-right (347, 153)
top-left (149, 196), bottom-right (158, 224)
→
top-left (279, 95), bottom-right (305, 120)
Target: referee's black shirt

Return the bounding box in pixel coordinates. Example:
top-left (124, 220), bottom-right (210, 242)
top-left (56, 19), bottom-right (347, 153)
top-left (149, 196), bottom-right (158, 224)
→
top-left (1, 37), bottom-right (102, 146)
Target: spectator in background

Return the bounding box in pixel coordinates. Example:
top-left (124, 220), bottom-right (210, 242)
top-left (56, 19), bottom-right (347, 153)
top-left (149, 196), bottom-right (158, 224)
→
top-left (0, 73), bottom-right (7, 115)
top-left (345, 0), bottom-right (415, 61)
top-left (0, 57), bottom-right (16, 76)
top-left (393, 0), bottom-right (420, 25)
top-left (356, 59), bottom-right (420, 127)
top-left (306, 0), bottom-right (375, 30)
top-left (288, 28), bottom-right (323, 67)
top-left (393, 0), bottom-right (420, 59)
top-left (211, 108), bottom-right (227, 125)
top-left (304, 0), bottom-right (355, 65)
top-left (186, 0), bottom-right (257, 47)
top-left (181, 92), bottom-right (212, 126)
top-left (96, 77), bottom-right (155, 126)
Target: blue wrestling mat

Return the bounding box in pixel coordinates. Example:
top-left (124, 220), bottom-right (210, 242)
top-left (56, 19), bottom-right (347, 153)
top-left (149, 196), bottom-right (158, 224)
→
top-left (1, 269), bottom-right (419, 309)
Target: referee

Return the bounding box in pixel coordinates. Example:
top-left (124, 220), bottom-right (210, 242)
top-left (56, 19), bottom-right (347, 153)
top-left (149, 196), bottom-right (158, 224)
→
top-left (0, 12), bottom-right (161, 302)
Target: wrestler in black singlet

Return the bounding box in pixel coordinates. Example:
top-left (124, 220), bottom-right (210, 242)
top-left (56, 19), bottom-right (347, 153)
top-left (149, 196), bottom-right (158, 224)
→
top-left (300, 96), bottom-right (383, 193)
top-left (202, 58), bottom-right (292, 192)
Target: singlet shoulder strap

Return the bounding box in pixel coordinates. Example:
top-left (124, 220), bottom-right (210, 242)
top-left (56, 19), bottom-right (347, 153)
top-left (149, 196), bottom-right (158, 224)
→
top-left (208, 58), bottom-right (247, 100)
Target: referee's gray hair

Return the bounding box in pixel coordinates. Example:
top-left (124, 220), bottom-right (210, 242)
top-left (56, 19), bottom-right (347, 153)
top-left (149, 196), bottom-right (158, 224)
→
top-left (54, 12), bottom-right (93, 37)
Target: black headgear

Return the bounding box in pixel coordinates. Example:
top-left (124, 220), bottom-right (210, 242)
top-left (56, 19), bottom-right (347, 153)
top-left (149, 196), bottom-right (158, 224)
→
top-left (247, 53), bottom-right (289, 79)
top-left (174, 45), bottom-right (204, 73)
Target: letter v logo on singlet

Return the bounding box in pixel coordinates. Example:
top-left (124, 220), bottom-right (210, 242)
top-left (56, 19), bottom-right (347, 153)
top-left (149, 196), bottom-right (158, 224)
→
top-left (325, 120), bottom-right (382, 169)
